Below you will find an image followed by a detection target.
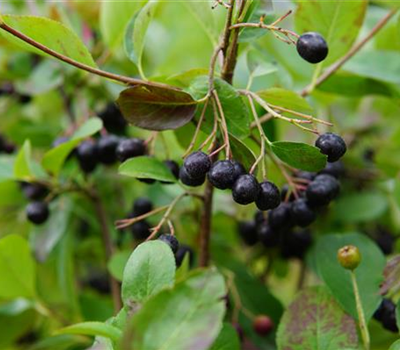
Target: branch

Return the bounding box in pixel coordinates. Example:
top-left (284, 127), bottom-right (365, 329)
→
top-left (301, 8), bottom-right (398, 97)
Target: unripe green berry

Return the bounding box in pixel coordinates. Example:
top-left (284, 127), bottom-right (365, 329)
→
top-left (337, 245), bottom-right (361, 270)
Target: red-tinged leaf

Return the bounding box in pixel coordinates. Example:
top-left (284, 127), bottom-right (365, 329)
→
top-left (117, 85), bottom-right (197, 131)
top-left (380, 255), bottom-right (400, 296)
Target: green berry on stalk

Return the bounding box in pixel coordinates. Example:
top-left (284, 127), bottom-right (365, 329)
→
top-left (337, 245), bottom-right (361, 270)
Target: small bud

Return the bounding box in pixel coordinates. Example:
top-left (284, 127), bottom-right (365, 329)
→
top-left (253, 315), bottom-right (274, 337)
top-left (337, 245), bottom-right (361, 270)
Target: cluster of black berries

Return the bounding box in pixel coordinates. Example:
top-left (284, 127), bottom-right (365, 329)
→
top-left (374, 299), bottom-right (399, 333)
top-left (238, 133), bottom-right (346, 259)
top-left (21, 182), bottom-right (50, 225)
top-left (297, 32), bottom-right (328, 64)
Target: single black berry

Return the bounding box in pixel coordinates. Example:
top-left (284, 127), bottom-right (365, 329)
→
top-left (268, 202), bottom-right (293, 230)
top-left (86, 271), bottom-right (110, 295)
top-left (164, 160), bottom-right (180, 180)
top-left (131, 221), bottom-right (151, 240)
top-left (315, 133), bottom-right (347, 162)
top-left (375, 228), bottom-right (395, 256)
top-left (297, 32), bottom-right (328, 64)
top-left (133, 197), bottom-right (153, 217)
top-left (97, 135), bottom-right (120, 164)
top-left (255, 210), bottom-right (266, 226)
top-left (232, 174), bottom-right (260, 205)
top-left (290, 198), bottom-right (316, 227)
top-left (295, 171), bottom-right (316, 181)
top-left (319, 161), bottom-right (345, 179)
top-left (76, 140), bottom-right (99, 173)
top-left (98, 103), bottom-right (127, 135)
top-left (20, 182), bottom-right (48, 200)
top-left (208, 160), bottom-right (236, 189)
top-left (183, 151), bottom-right (211, 179)
top-left (374, 299), bottom-right (399, 333)
top-left (238, 220), bottom-right (258, 246)
top-left (257, 224), bottom-right (279, 247)
top-left (231, 160), bottom-right (246, 179)
top-left (175, 245), bottom-right (194, 267)
top-left (281, 230), bottom-right (312, 259)
top-left (306, 174), bottom-right (340, 206)
top-left (179, 166), bottom-right (205, 187)
top-left (116, 138), bottom-right (146, 162)
top-left (158, 234), bottom-right (179, 254)
top-left (26, 201), bottom-right (49, 225)
top-left (256, 181), bottom-right (281, 211)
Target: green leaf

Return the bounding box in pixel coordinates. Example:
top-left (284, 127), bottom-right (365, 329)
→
top-left (0, 15), bottom-right (96, 68)
top-left (56, 322), bottom-right (122, 342)
top-left (14, 140), bottom-right (33, 180)
top-left (127, 269), bottom-right (226, 350)
top-left (390, 340), bottom-right (400, 350)
top-left (277, 286), bottom-right (359, 350)
top-left (121, 241), bottom-right (176, 306)
top-left (295, 0), bottom-right (367, 65)
top-left (189, 77), bottom-right (250, 139)
top-left (0, 235), bottom-right (36, 299)
top-left (209, 323), bottom-right (240, 350)
top-left (315, 233), bottom-right (386, 321)
top-left (332, 191), bottom-right (388, 223)
top-left (257, 88), bottom-right (313, 114)
top-left (100, 1), bottom-right (148, 48)
top-left (117, 85), bottom-right (197, 131)
top-left (380, 255), bottom-right (400, 296)
top-left (229, 135), bottom-right (257, 172)
top-left (166, 68), bottom-right (210, 89)
top-left (108, 250), bottom-right (131, 282)
top-left (42, 118), bottom-right (103, 175)
top-left (119, 156), bottom-right (177, 182)
top-left (271, 141), bottom-right (327, 172)
top-left (124, 1), bottom-right (159, 78)
top-left (0, 156), bottom-right (16, 183)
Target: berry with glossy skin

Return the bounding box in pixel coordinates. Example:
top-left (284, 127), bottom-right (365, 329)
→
top-left (315, 133), bottom-right (347, 162)
top-left (116, 138), bottom-right (146, 162)
top-left (175, 245), bottom-right (194, 267)
top-left (319, 161), bottom-right (345, 179)
top-left (179, 166), bottom-right (205, 187)
top-left (131, 221), bottom-right (151, 240)
top-left (258, 224), bottom-right (279, 247)
top-left (76, 140), bottom-right (99, 173)
top-left (306, 174), bottom-right (340, 206)
top-left (133, 197), bottom-right (153, 216)
top-left (231, 160), bottom-right (246, 179)
top-left (290, 198), bottom-right (316, 227)
top-left (238, 220), bottom-right (258, 246)
top-left (268, 203), bottom-right (293, 230)
top-left (164, 160), bottom-right (180, 180)
top-left (208, 160), bottom-right (236, 189)
top-left (26, 201), bottom-right (49, 225)
top-left (337, 245), bottom-right (361, 270)
top-left (183, 151), bottom-right (211, 179)
top-left (256, 181), bottom-right (281, 211)
top-left (297, 32), bottom-right (328, 64)
top-left (158, 234), bottom-right (179, 254)
top-left (97, 135), bottom-right (120, 164)
top-left (281, 230), bottom-right (312, 259)
top-left (20, 182), bottom-right (48, 200)
top-left (98, 103), bottom-right (127, 135)
top-left (232, 174), bottom-right (260, 205)
top-left (255, 210), bottom-right (266, 226)
top-left (253, 315), bottom-right (274, 337)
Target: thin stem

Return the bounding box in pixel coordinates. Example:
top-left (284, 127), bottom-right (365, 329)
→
top-left (351, 271), bottom-right (370, 350)
top-left (266, 104), bottom-right (333, 126)
top-left (229, 22), bottom-right (299, 41)
top-left (0, 21), bottom-right (180, 91)
top-left (115, 205), bottom-right (169, 230)
top-left (301, 8), bottom-right (398, 97)
top-left (213, 91), bottom-right (231, 159)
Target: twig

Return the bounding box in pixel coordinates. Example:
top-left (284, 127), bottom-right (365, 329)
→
top-left (301, 8), bottom-right (398, 97)
top-left (115, 205), bottom-right (169, 230)
top-left (212, 91), bottom-right (231, 159)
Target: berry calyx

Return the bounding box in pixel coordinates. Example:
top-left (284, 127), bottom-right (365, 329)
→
top-left (183, 151), bottom-right (211, 179)
top-left (315, 133), bottom-right (347, 163)
top-left (26, 201), bottom-right (50, 225)
top-left (158, 234), bottom-right (179, 254)
top-left (232, 174), bottom-right (260, 205)
top-left (290, 198), bottom-right (316, 227)
top-left (133, 197), bottom-right (153, 217)
top-left (238, 220), bottom-right (258, 246)
top-left (297, 32), bottom-right (328, 64)
top-left (97, 135), bottom-right (120, 164)
top-left (208, 160), bottom-right (236, 189)
top-left (76, 140), bottom-right (99, 173)
top-left (179, 166), bottom-right (206, 187)
top-left (256, 181), bottom-right (281, 211)
top-left (116, 138), bottom-right (146, 162)
top-left (337, 245), bottom-right (361, 270)
top-left (253, 315), bottom-right (274, 337)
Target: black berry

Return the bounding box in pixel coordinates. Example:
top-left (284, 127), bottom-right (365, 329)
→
top-left (76, 140), bottom-right (99, 173)
top-left (26, 201), bottom-right (49, 225)
top-left (175, 245), bottom-right (194, 267)
top-left (258, 224), bottom-right (279, 247)
top-left (297, 32), bottom-right (328, 64)
top-left (238, 220), bottom-right (258, 246)
top-left (116, 138), bottom-right (146, 162)
top-left (295, 171), bottom-right (316, 181)
top-left (232, 174), bottom-right (260, 205)
top-left (374, 299), bottom-right (399, 333)
top-left (231, 160), bottom-right (246, 179)
top-left (97, 135), bottom-right (120, 164)
top-left (290, 198), bottom-right (316, 227)
top-left (133, 198), bottom-right (153, 217)
top-left (86, 271), bottom-right (110, 295)
top-left (183, 151), bottom-right (211, 179)
top-left (281, 230), bottom-right (312, 259)
top-left (131, 221), bottom-right (151, 240)
top-left (269, 203), bottom-right (293, 230)
top-left (306, 174), bottom-right (340, 207)
top-left (256, 181), bottom-right (281, 211)
top-left (20, 182), bottom-right (48, 200)
top-left (179, 166), bottom-right (205, 187)
top-left (164, 160), bottom-right (180, 180)
top-left (315, 133), bottom-right (347, 162)
top-left (208, 160), bottom-right (236, 189)
top-left (98, 103), bottom-right (127, 135)
top-left (319, 161), bottom-right (345, 178)
top-left (375, 228), bottom-right (395, 256)
top-left (158, 234), bottom-right (179, 254)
